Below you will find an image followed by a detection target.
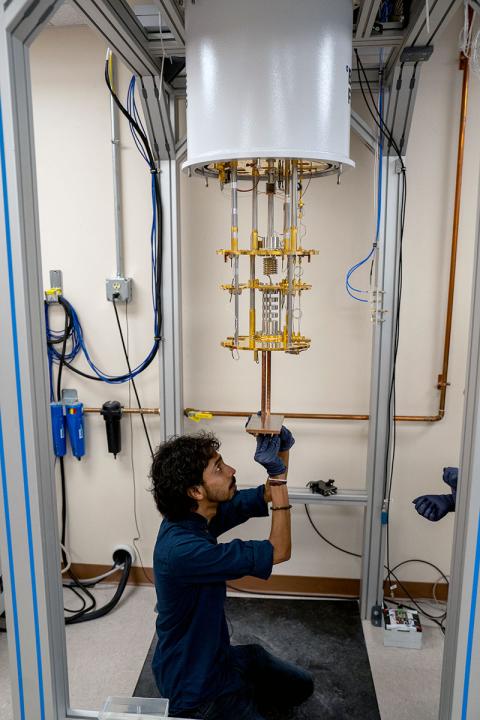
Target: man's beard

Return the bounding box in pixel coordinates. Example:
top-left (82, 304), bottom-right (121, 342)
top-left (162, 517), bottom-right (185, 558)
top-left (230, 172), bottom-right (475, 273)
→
top-left (204, 477), bottom-right (236, 503)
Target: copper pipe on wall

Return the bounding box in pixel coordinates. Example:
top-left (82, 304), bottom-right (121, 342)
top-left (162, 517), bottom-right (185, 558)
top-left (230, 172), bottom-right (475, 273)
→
top-left (435, 53), bottom-right (470, 421)
top-left (84, 407), bottom-right (160, 415)
top-left (184, 409), bottom-right (370, 421)
top-left (184, 56), bottom-right (470, 427)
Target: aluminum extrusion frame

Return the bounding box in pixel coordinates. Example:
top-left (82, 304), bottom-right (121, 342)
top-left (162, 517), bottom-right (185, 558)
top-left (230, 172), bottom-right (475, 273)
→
top-left (360, 155), bottom-right (404, 619)
top-left (0, 1), bottom-right (184, 719)
top-left (439, 168), bottom-right (480, 719)
top-left (0, 0), bottom-right (476, 719)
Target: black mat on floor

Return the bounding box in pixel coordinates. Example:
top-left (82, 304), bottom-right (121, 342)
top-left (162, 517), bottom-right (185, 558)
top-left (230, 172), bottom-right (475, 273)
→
top-left (134, 598), bottom-right (380, 720)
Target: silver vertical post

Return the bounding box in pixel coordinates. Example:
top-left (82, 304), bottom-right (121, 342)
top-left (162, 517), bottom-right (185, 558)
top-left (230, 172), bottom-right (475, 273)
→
top-left (250, 162), bottom-right (258, 348)
top-left (287, 160), bottom-right (298, 347)
top-left (290, 160), bottom-right (298, 252)
top-left (360, 155), bottom-right (404, 619)
top-left (439, 166), bottom-right (480, 720)
top-left (231, 163), bottom-right (239, 347)
top-left (108, 50), bottom-right (124, 278)
top-left (158, 154), bottom-right (184, 441)
top-left (286, 160), bottom-right (294, 345)
top-left (267, 159), bottom-right (275, 247)
top-left (0, 10), bottom-right (70, 720)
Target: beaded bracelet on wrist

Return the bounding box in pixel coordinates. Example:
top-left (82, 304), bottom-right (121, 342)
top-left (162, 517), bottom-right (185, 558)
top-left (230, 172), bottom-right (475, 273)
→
top-left (268, 477), bottom-right (287, 486)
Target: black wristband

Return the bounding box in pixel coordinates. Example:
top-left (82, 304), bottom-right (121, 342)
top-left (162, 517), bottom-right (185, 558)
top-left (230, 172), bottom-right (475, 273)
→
top-left (271, 505), bottom-right (292, 511)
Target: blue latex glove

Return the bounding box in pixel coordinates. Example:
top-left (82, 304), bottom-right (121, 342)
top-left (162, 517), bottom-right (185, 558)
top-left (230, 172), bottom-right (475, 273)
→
top-left (443, 467), bottom-right (458, 491)
top-left (412, 494), bottom-right (455, 521)
top-left (254, 434), bottom-right (286, 477)
top-left (279, 425), bottom-right (295, 452)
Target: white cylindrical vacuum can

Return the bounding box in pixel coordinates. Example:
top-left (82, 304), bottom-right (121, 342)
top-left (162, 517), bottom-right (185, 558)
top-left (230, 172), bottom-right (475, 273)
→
top-left (183, 0), bottom-right (354, 173)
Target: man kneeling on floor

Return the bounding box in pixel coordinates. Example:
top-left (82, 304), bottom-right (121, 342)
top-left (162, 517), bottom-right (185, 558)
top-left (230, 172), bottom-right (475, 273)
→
top-left (149, 427), bottom-right (314, 719)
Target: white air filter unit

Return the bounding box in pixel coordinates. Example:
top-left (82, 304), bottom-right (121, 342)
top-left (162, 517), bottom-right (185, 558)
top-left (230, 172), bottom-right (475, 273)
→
top-left (184, 0), bottom-right (354, 175)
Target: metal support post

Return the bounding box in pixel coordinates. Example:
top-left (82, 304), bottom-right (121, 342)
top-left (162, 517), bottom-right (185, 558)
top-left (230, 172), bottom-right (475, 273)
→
top-left (140, 74), bottom-right (175, 161)
top-left (351, 110), bottom-right (377, 154)
top-left (157, 154), bottom-right (184, 441)
top-left (385, 64), bottom-right (422, 155)
top-left (0, 5), bottom-right (71, 719)
top-left (385, 0), bottom-right (460, 82)
top-left (360, 155), bottom-right (404, 619)
top-left (0, 5), bottom-right (184, 720)
top-left (108, 51), bottom-right (124, 278)
top-left (439, 168), bottom-right (480, 720)
top-left (155, 73), bottom-right (184, 440)
top-left (151, 0), bottom-right (185, 49)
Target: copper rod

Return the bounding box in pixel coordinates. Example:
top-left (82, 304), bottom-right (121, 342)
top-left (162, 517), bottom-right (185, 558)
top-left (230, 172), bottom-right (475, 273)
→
top-left (436, 53), bottom-right (469, 420)
top-left (261, 351), bottom-right (267, 421)
top-left (84, 407), bottom-right (160, 415)
top-left (266, 351), bottom-right (271, 415)
top-left (183, 409), bottom-right (448, 422)
top-left (184, 409), bottom-right (369, 420)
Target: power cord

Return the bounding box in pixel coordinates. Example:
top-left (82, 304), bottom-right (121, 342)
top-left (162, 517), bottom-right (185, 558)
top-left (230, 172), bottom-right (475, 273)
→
top-left (54, 299), bottom-right (134, 622)
top-left (304, 505), bottom-right (448, 631)
top-left (65, 553), bottom-right (132, 625)
top-left (125, 301), bottom-right (155, 586)
top-left (305, 505), bottom-right (361, 559)
top-left (112, 298), bottom-right (154, 459)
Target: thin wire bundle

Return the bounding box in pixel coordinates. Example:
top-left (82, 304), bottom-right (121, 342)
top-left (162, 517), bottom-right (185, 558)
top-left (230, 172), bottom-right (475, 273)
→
top-left (45, 296), bottom-right (159, 396)
top-left (345, 52), bottom-right (384, 303)
top-left (45, 60), bottom-right (164, 397)
top-left (104, 51), bottom-right (163, 340)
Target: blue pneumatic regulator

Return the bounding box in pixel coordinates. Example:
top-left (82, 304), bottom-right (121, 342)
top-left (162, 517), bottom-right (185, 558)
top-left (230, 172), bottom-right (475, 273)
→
top-left (65, 402), bottom-right (85, 460)
top-left (50, 402), bottom-right (66, 457)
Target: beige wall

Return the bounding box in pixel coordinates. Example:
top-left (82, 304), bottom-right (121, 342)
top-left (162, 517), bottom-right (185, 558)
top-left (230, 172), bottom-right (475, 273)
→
top-left (30, 11), bottom-right (480, 585)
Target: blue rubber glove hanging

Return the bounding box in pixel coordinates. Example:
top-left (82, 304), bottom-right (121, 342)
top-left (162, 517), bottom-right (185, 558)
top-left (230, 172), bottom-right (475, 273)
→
top-left (279, 425), bottom-right (295, 452)
top-left (412, 494), bottom-right (455, 522)
top-left (443, 467), bottom-right (458, 492)
top-left (254, 434), bottom-right (286, 478)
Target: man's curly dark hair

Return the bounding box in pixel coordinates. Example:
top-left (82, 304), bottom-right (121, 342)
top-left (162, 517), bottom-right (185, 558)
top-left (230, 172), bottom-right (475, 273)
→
top-left (150, 432), bottom-right (220, 520)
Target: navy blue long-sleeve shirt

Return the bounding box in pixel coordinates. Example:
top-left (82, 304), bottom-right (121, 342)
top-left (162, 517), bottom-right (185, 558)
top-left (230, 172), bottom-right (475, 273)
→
top-left (152, 486), bottom-right (273, 715)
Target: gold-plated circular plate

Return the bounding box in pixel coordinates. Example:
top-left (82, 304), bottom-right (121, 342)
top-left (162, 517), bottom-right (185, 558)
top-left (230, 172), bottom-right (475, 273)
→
top-left (222, 335), bottom-right (310, 353)
top-left (196, 158), bottom-right (340, 181)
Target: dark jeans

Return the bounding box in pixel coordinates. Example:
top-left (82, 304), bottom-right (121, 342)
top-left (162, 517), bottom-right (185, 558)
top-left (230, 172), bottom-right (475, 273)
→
top-left (178, 644), bottom-right (314, 720)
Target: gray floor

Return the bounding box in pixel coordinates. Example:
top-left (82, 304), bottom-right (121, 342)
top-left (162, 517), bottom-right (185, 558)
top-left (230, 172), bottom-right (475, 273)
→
top-left (0, 586), bottom-right (445, 719)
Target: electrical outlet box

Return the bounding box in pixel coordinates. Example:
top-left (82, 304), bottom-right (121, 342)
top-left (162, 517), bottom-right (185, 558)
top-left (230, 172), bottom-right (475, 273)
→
top-left (106, 277), bottom-right (132, 303)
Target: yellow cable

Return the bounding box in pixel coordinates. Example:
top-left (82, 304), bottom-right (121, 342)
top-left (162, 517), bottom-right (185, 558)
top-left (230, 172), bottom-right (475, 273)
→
top-left (108, 50), bottom-right (114, 92)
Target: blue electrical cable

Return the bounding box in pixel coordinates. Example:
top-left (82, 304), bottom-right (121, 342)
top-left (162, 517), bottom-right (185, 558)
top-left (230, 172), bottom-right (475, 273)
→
top-left (45, 297), bottom-right (159, 384)
top-left (345, 55), bottom-right (384, 303)
top-left (150, 173), bottom-right (158, 320)
top-left (129, 77), bottom-right (148, 139)
top-left (44, 73), bottom-right (162, 386)
top-left (126, 75), bottom-right (159, 330)
top-left (127, 77), bottom-right (150, 166)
